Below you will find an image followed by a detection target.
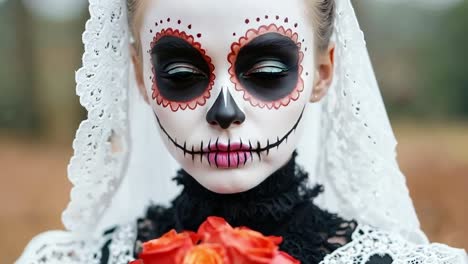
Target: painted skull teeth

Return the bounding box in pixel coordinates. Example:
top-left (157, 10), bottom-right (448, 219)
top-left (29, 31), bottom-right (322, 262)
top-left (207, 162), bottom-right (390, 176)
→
top-left (154, 105), bottom-right (305, 168)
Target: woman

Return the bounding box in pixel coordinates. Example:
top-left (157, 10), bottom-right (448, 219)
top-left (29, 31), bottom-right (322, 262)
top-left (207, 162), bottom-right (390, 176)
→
top-left (16, 0), bottom-right (467, 263)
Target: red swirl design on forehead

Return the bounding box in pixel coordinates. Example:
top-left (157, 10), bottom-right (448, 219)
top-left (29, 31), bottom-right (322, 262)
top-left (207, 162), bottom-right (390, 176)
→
top-left (228, 24), bottom-right (305, 110)
top-left (149, 28), bottom-right (215, 112)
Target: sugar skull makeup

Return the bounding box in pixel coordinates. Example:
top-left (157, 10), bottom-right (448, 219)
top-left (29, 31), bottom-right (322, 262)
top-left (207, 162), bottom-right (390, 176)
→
top-left (139, 0), bottom-right (316, 193)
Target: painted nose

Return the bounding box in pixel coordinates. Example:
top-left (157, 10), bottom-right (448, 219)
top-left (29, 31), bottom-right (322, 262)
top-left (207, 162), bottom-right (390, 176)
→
top-left (206, 90), bottom-right (245, 129)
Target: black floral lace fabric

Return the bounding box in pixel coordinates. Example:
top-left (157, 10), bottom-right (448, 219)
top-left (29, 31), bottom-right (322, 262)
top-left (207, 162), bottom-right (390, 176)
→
top-left (134, 152), bottom-right (358, 264)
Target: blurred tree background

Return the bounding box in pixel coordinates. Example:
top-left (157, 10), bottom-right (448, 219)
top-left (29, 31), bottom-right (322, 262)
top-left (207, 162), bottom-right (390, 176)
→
top-left (0, 0), bottom-right (467, 262)
top-left (354, 0), bottom-right (468, 119)
top-left (0, 0), bottom-right (86, 142)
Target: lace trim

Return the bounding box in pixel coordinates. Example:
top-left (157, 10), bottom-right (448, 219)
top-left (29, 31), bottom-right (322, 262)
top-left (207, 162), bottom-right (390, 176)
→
top-left (321, 225), bottom-right (466, 264)
top-left (16, 223), bottom-right (465, 264)
top-left (16, 232), bottom-right (101, 264)
top-left (313, 0), bottom-right (424, 242)
top-left (107, 223), bottom-right (137, 264)
top-left (15, 223), bottom-right (137, 264)
top-left (62, 0), bottom-right (131, 233)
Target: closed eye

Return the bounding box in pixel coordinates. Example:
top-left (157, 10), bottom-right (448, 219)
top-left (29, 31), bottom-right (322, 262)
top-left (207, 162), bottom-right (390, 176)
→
top-left (242, 60), bottom-right (289, 78)
top-left (164, 63), bottom-right (206, 75)
top-left (162, 62), bottom-right (207, 80)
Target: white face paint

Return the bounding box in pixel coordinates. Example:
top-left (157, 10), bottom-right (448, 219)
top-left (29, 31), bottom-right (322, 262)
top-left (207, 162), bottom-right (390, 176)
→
top-left (139, 0), bottom-right (316, 194)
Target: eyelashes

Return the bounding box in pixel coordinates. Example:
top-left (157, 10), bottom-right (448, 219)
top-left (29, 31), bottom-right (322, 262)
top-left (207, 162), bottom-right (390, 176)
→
top-left (241, 60), bottom-right (290, 79)
top-left (161, 59), bottom-right (290, 82)
top-left (161, 62), bottom-right (208, 80)
top-left (228, 26), bottom-right (305, 109)
top-left (149, 29), bottom-right (215, 112)
top-left (149, 25), bottom-right (304, 111)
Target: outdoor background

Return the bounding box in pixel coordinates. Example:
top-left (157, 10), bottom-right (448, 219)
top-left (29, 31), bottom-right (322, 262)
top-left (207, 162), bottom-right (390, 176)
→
top-left (0, 0), bottom-right (467, 262)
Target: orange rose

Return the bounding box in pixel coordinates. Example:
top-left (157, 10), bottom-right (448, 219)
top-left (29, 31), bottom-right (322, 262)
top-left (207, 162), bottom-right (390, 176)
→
top-left (198, 217), bottom-right (297, 264)
top-left (180, 244), bottom-right (229, 264)
top-left (138, 229), bottom-right (194, 264)
top-left (133, 217), bottom-right (299, 264)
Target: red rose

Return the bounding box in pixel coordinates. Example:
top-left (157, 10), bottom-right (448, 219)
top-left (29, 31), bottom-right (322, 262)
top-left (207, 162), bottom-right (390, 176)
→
top-left (131, 217), bottom-right (300, 264)
top-left (198, 217), bottom-right (298, 264)
top-left (271, 252), bottom-right (300, 264)
top-left (198, 216), bottom-right (233, 241)
top-left (138, 229), bottom-right (194, 264)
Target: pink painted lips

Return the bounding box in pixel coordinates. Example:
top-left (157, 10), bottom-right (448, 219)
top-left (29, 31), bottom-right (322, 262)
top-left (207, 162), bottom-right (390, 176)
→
top-left (204, 142), bottom-right (252, 168)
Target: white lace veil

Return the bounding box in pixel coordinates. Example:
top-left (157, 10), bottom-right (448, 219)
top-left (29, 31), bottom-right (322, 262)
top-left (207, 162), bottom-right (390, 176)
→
top-left (62, 0), bottom-right (428, 246)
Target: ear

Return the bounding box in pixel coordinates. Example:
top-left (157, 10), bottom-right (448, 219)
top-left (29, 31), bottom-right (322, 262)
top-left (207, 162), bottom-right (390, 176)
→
top-left (131, 45), bottom-right (150, 104)
top-left (310, 43), bottom-right (335, 103)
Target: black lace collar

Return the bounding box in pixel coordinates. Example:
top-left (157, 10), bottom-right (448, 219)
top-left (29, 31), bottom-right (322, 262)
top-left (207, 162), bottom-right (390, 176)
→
top-left (136, 152), bottom-right (356, 263)
top-left (171, 152), bottom-right (321, 228)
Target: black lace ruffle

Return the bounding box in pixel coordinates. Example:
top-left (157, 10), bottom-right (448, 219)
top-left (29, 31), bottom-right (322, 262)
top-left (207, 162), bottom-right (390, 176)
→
top-left (135, 152), bottom-right (357, 264)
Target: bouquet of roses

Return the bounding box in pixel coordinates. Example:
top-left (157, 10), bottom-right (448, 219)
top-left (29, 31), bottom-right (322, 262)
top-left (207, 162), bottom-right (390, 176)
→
top-left (130, 216), bottom-right (300, 264)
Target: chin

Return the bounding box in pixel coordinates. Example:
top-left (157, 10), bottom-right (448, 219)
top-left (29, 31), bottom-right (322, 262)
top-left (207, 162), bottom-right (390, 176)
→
top-left (184, 164), bottom-right (273, 194)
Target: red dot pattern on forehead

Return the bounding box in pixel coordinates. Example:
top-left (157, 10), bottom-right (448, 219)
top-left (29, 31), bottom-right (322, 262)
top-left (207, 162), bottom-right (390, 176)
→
top-left (234, 16), bottom-right (307, 54)
top-left (228, 24), bottom-right (305, 110)
top-left (150, 18), bottom-right (203, 40)
top-left (149, 28), bottom-right (215, 111)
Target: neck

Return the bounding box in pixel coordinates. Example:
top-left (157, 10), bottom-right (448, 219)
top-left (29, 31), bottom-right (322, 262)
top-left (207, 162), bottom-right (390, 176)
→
top-left (165, 151), bottom-right (321, 233)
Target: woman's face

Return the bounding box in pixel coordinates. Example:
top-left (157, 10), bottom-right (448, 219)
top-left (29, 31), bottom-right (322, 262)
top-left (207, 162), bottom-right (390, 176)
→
top-left (138, 0), bottom-right (317, 193)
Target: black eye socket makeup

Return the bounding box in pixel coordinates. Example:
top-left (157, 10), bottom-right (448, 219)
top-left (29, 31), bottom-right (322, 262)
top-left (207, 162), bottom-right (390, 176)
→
top-left (234, 32), bottom-right (300, 102)
top-left (151, 35), bottom-right (212, 103)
